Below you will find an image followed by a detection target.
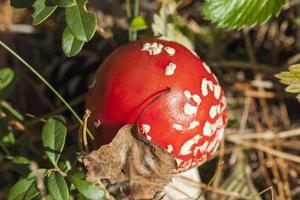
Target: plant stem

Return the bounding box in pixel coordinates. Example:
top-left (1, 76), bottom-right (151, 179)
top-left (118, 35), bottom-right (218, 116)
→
top-left (126, 0), bottom-right (139, 41)
top-left (134, 0), bottom-right (139, 18)
top-left (1, 100), bottom-right (24, 121)
top-left (0, 40), bottom-right (94, 140)
top-left (125, 0), bottom-right (131, 18)
top-left (82, 109), bottom-right (90, 153)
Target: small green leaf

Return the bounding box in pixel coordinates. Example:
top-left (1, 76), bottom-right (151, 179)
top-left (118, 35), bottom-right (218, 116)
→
top-left (10, 0), bottom-right (35, 8)
top-left (24, 185), bottom-right (39, 200)
top-left (71, 171), bottom-right (85, 179)
top-left (0, 68), bottom-right (14, 92)
top-left (46, 195), bottom-right (55, 200)
top-left (2, 131), bottom-right (15, 144)
top-left (285, 83), bottom-right (300, 93)
top-left (6, 155), bottom-right (31, 165)
top-left (201, 0), bottom-right (287, 29)
top-left (42, 116), bottom-right (67, 166)
top-left (62, 27), bottom-right (85, 57)
top-left (70, 175), bottom-right (106, 200)
top-left (276, 64), bottom-right (300, 101)
top-left (47, 172), bottom-right (69, 200)
top-left (151, 2), bottom-right (194, 50)
top-left (51, 0), bottom-right (75, 7)
top-left (65, 0), bottom-right (97, 41)
top-left (6, 155), bottom-right (31, 175)
top-left (131, 16), bottom-right (148, 31)
top-left (32, 0), bottom-right (57, 26)
top-left (58, 160), bottom-right (72, 173)
top-left (289, 64), bottom-right (300, 73)
top-left (8, 178), bottom-right (38, 200)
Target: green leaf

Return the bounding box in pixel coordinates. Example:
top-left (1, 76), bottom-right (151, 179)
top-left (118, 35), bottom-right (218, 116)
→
top-left (6, 155), bottom-right (31, 165)
top-left (131, 16), bottom-right (148, 31)
top-left (10, 0), bottom-right (35, 8)
top-left (2, 131), bottom-right (15, 145)
top-left (70, 175), bottom-right (106, 200)
top-left (58, 160), bottom-right (72, 173)
top-left (151, 2), bottom-right (194, 50)
top-left (201, 0), bottom-right (287, 29)
top-left (0, 68), bottom-right (14, 92)
top-left (71, 171), bottom-right (85, 179)
top-left (51, 0), bottom-right (75, 7)
top-left (65, 0), bottom-right (97, 42)
top-left (285, 83), bottom-right (300, 93)
top-left (42, 116), bottom-right (67, 166)
top-left (8, 177), bottom-right (38, 200)
top-left (32, 0), bottom-right (57, 26)
top-left (276, 64), bottom-right (300, 101)
top-left (24, 185), bottom-right (39, 200)
top-left (289, 64), bottom-right (300, 73)
top-left (47, 172), bottom-right (69, 200)
top-left (6, 155), bottom-right (31, 175)
top-left (62, 27), bottom-right (85, 57)
top-left (1, 101), bottom-right (24, 121)
top-left (46, 195), bottom-right (55, 200)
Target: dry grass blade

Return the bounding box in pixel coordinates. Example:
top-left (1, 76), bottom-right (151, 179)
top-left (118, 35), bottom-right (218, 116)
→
top-left (227, 137), bottom-right (300, 164)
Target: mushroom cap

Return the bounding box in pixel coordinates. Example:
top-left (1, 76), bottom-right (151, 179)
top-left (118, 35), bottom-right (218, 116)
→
top-left (86, 39), bottom-right (227, 172)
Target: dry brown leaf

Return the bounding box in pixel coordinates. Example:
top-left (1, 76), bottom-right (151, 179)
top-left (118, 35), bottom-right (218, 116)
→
top-left (83, 124), bottom-right (177, 200)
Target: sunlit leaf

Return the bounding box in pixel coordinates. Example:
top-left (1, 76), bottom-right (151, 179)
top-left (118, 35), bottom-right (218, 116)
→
top-left (286, 83), bottom-right (300, 93)
top-left (276, 64), bottom-right (300, 101)
top-left (201, 0), bottom-right (287, 29)
top-left (131, 16), bottom-right (148, 31)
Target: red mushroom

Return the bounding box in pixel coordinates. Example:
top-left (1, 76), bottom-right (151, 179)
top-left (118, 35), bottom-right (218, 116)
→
top-left (86, 39), bottom-right (227, 172)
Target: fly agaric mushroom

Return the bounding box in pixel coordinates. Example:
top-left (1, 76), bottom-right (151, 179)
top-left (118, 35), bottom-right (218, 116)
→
top-left (85, 39), bottom-right (227, 172)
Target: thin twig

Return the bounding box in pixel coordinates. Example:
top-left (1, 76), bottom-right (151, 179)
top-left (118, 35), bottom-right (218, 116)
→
top-left (177, 175), bottom-right (248, 199)
top-left (82, 109), bottom-right (91, 153)
top-left (48, 166), bottom-right (67, 177)
top-left (30, 162), bottom-right (46, 200)
top-left (227, 128), bottom-right (300, 141)
top-left (227, 138), bottom-right (300, 164)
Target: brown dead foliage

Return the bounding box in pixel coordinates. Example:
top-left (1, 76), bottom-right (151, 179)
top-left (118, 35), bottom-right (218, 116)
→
top-left (83, 124), bottom-right (177, 200)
